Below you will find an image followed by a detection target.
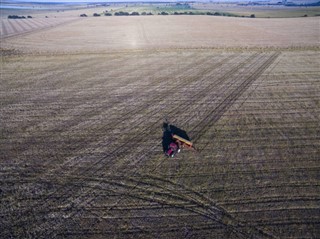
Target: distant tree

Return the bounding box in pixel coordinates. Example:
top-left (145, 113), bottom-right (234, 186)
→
top-left (147, 12), bottom-right (153, 15)
top-left (104, 13), bottom-right (112, 16)
top-left (80, 14), bottom-right (87, 17)
top-left (130, 12), bottom-right (140, 16)
top-left (8, 15), bottom-right (28, 19)
top-left (250, 14), bottom-right (256, 18)
top-left (206, 12), bottom-right (214, 15)
top-left (27, 16), bottom-right (32, 18)
top-left (214, 12), bottom-right (221, 16)
top-left (93, 13), bottom-right (101, 17)
top-left (160, 11), bottom-right (169, 15)
top-left (115, 11), bottom-right (129, 16)
top-left (141, 12), bottom-right (147, 15)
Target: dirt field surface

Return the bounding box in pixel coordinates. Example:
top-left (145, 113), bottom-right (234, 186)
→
top-left (1, 14), bottom-right (320, 239)
top-left (0, 17), bottom-right (79, 39)
top-left (1, 16), bottom-right (319, 53)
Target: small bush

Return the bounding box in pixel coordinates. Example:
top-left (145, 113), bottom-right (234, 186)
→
top-left (80, 14), bottom-right (87, 17)
top-left (93, 13), bottom-right (101, 17)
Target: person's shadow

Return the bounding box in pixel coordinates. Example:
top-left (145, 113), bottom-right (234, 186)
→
top-left (162, 122), bottom-right (190, 153)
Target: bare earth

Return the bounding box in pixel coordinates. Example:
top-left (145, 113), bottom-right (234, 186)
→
top-left (1, 15), bottom-right (320, 239)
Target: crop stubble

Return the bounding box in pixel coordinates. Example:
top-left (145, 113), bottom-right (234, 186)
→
top-left (1, 18), bottom-right (79, 39)
top-left (1, 16), bottom-right (319, 53)
top-left (1, 48), bottom-right (319, 238)
top-left (1, 12), bottom-right (319, 239)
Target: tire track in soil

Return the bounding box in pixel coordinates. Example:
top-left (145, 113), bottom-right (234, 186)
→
top-left (1, 55), bottom-right (121, 143)
top-left (2, 52), bottom-right (159, 132)
top-left (190, 52), bottom-right (281, 149)
top-left (0, 52), bottom-right (188, 215)
top-left (0, 52), bottom-right (220, 237)
top-left (39, 53), bottom-right (225, 173)
top-left (62, 53), bottom-right (244, 184)
top-left (1, 51), bottom-right (280, 238)
top-left (3, 51), bottom-right (236, 188)
top-left (15, 53), bottom-right (208, 167)
top-left (43, 52), bottom-right (255, 222)
top-left (84, 52), bottom-right (280, 238)
top-left (107, 52), bottom-right (266, 174)
top-left (121, 175), bottom-right (272, 238)
top-left (2, 52), bottom-right (240, 237)
top-left (168, 52), bottom-right (266, 131)
top-left (106, 54), bottom-right (281, 238)
top-left (46, 173), bottom-right (274, 239)
top-left (39, 52), bottom-right (270, 237)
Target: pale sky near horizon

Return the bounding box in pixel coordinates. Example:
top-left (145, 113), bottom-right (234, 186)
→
top-left (5, 0), bottom-right (180, 2)
top-left (9, 0), bottom-right (265, 2)
top-left (4, 0), bottom-right (317, 3)
top-left (7, 0), bottom-right (189, 3)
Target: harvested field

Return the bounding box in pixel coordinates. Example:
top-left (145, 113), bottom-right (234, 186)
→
top-left (1, 16), bottom-right (319, 53)
top-left (0, 17), bottom-right (79, 39)
top-left (1, 13), bottom-right (320, 239)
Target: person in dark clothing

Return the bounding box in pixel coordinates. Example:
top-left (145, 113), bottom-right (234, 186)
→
top-left (162, 122), bottom-right (180, 158)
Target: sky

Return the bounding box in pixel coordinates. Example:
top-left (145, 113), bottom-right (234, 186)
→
top-left (4, 0), bottom-right (318, 3)
top-left (4, 0), bottom-right (185, 2)
top-left (5, 0), bottom-right (261, 2)
top-left (0, 0), bottom-right (188, 4)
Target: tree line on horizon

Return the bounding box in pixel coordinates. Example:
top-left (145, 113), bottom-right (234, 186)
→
top-left (80, 11), bottom-right (256, 18)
